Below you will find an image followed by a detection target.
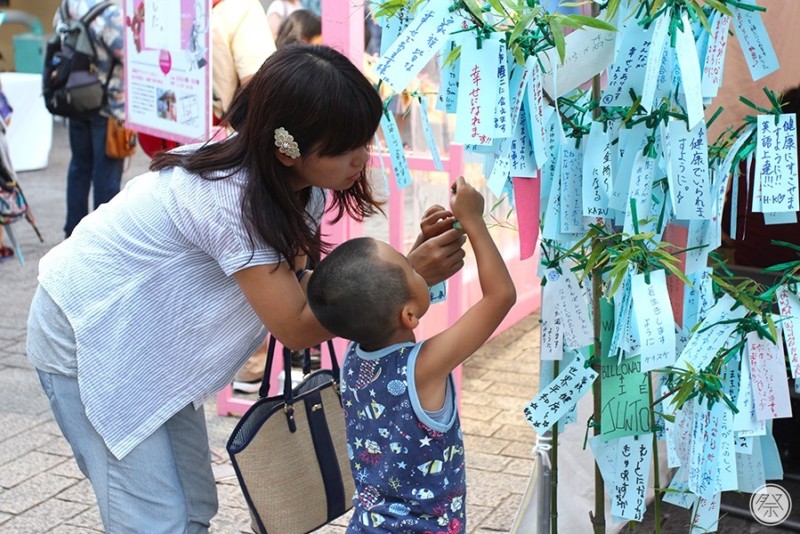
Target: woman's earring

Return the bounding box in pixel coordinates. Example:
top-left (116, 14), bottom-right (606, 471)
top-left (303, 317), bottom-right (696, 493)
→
top-left (274, 127), bottom-right (301, 159)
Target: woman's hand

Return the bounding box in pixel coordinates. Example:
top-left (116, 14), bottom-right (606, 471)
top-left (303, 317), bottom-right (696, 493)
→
top-left (419, 205), bottom-right (456, 240)
top-left (409, 205), bottom-right (466, 286)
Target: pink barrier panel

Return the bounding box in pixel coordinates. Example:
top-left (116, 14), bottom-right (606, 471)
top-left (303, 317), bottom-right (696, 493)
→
top-left (216, 1), bottom-right (541, 416)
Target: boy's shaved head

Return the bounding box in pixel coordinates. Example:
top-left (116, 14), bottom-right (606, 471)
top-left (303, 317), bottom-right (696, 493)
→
top-left (307, 237), bottom-right (411, 347)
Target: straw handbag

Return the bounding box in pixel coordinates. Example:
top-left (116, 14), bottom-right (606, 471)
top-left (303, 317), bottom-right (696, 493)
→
top-left (227, 336), bottom-right (354, 534)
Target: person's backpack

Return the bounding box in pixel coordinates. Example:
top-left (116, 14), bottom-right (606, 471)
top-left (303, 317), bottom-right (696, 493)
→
top-left (43, 0), bottom-right (114, 119)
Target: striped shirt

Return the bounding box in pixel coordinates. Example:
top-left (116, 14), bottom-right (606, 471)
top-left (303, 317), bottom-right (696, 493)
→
top-left (33, 150), bottom-right (325, 459)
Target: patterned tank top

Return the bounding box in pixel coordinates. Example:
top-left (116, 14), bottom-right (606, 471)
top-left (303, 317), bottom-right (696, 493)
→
top-left (341, 341), bottom-right (467, 533)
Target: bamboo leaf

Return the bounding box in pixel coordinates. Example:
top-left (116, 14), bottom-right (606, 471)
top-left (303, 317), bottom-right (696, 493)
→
top-left (762, 260), bottom-right (800, 273)
top-left (463, 0), bottom-right (485, 21)
top-left (766, 314), bottom-right (779, 346)
top-left (658, 258), bottom-right (690, 287)
top-left (487, 0), bottom-right (509, 17)
top-left (688, 1), bottom-right (712, 34)
top-left (442, 44), bottom-right (462, 68)
top-left (772, 240), bottom-right (800, 254)
top-left (704, 0), bottom-right (733, 17)
top-left (549, 18), bottom-right (566, 64)
top-left (560, 14), bottom-right (617, 32)
top-left (509, 7), bottom-right (539, 46)
top-left (372, 0), bottom-right (408, 19)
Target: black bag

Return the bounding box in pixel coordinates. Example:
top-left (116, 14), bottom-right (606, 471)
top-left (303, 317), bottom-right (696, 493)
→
top-left (43, 0), bottom-right (114, 118)
top-left (227, 337), bottom-right (355, 534)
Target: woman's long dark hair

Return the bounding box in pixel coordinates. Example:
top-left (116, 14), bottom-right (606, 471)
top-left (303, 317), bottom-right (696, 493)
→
top-left (150, 45), bottom-right (383, 269)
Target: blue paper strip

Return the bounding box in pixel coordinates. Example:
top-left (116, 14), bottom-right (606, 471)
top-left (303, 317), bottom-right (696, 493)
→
top-left (418, 96), bottom-right (444, 171)
top-left (732, 0), bottom-right (779, 81)
top-left (380, 112), bottom-right (412, 189)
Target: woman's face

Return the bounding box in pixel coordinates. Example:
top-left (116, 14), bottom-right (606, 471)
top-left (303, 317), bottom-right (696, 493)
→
top-left (285, 145), bottom-right (370, 192)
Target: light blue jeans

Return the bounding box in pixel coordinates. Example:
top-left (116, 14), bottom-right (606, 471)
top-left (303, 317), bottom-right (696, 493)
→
top-left (37, 370), bottom-right (218, 533)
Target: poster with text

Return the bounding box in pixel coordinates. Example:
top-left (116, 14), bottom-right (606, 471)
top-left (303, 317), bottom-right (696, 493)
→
top-left (124, 0), bottom-right (211, 144)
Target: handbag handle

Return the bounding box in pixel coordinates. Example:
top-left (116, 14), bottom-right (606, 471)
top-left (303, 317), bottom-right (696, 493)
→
top-left (257, 335), bottom-right (339, 399)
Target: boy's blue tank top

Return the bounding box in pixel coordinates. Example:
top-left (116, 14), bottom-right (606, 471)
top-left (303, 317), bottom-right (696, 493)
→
top-left (341, 341), bottom-right (466, 533)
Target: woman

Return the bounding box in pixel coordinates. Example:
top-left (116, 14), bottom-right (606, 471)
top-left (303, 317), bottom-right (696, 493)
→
top-left (27, 45), bottom-right (464, 532)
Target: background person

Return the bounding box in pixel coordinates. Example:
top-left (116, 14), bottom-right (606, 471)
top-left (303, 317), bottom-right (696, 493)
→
top-left (275, 9), bottom-right (321, 48)
top-left (266, 0), bottom-right (303, 42)
top-left (54, 0), bottom-right (125, 238)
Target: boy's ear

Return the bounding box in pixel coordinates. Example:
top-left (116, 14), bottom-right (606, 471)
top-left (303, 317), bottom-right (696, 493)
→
top-left (399, 303), bottom-right (420, 330)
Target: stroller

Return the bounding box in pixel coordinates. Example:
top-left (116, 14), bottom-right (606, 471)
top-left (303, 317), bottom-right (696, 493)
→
top-left (0, 123), bottom-right (42, 265)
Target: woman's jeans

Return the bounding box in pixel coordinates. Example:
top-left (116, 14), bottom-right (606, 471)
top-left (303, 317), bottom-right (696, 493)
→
top-left (37, 370), bottom-right (219, 533)
top-left (65, 115), bottom-right (123, 237)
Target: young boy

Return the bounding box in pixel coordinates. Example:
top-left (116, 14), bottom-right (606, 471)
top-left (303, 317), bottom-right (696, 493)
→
top-left (307, 177), bottom-right (516, 532)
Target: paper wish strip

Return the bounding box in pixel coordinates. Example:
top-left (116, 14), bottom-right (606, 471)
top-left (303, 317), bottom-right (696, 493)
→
top-left (777, 285), bottom-right (800, 378)
top-left (622, 151), bottom-right (656, 235)
top-left (747, 330), bottom-right (792, 420)
top-left (690, 493), bottom-right (721, 534)
top-left (610, 436), bottom-right (652, 522)
top-left (732, 0), bottom-right (779, 81)
top-left (380, 112), bottom-right (412, 189)
top-left (701, 13), bottom-right (731, 98)
top-left (428, 281), bottom-right (446, 303)
top-left (378, 5), bottom-right (412, 57)
top-left (640, 15), bottom-right (668, 113)
top-left (374, 2), bottom-right (461, 93)
top-left (733, 353), bottom-right (767, 437)
top-left (600, 354), bottom-right (651, 441)
top-left (674, 13), bottom-right (704, 129)
top-left (589, 435), bottom-right (648, 523)
top-left (674, 295), bottom-right (746, 372)
top-left (600, 15), bottom-right (653, 107)
top-left (667, 398), bottom-right (696, 469)
top-left (454, 36), bottom-right (499, 146)
top-left (523, 354), bottom-right (598, 434)
top-left (631, 270), bottom-right (676, 372)
top-left (688, 400), bottom-right (735, 497)
top-left (755, 114), bottom-right (799, 213)
top-left (525, 61), bottom-right (547, 169)
top-left (559, 144), bottom-right (584, 235)
top-left (541, 27), bottom-right (616, 100)
top-left (417, 96), bottom-right (443, 171)
top-left (540, 280), bottom-right (563, 361)
top-left (436, 41), bottom-right (459, 114)
top-left (509, 103), bottom-right (537, 178)
top-left (540, 266), bottom-right (593, 358)
top-left (663, 468), bottom-right (694, 509)
top-left (582, 121), bottom-right (612, 218)
top-left (736, 436), bottom-right (765, 493)
top-left (666, 120), bottom-right (711, 220)
top-left (492, 40), bottom-right (511, 139)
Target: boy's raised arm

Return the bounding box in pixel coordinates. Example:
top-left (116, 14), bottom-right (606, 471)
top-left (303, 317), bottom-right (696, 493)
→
top-left (415, 177), bottom-right (516, 406)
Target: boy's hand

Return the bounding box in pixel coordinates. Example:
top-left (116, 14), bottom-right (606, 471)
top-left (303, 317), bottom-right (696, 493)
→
top-left (420, 205), bottom-right (456, 240)
top-left (449, 176), bottom-right (484, 224)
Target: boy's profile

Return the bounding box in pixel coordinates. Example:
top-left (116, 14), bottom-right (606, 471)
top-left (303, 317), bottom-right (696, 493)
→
top-left (307, 176), bottom-right (516, 532)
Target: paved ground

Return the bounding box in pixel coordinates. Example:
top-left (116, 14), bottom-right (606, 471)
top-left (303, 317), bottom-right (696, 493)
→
top-left (0, 122), bottom-right (544, 533)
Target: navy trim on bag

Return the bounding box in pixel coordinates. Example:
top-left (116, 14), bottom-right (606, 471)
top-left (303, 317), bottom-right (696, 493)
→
top-left (304, 390), bottom-right (348, 520)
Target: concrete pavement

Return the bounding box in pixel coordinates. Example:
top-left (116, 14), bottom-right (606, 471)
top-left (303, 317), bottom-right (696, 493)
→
top-left (0, 121), bottom-right (543, 533)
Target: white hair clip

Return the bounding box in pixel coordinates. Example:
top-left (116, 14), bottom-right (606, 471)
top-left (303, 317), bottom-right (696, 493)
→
top-left (274, 127), bottom-right (301, 159)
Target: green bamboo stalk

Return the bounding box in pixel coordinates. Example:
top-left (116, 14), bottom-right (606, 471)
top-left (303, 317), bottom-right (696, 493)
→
top-left (551, 359), bottom-right (559, 534)
top-left (590, 3), bottom-right (606, 530)
top-left (648, 373), bottom-right (662, 534)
